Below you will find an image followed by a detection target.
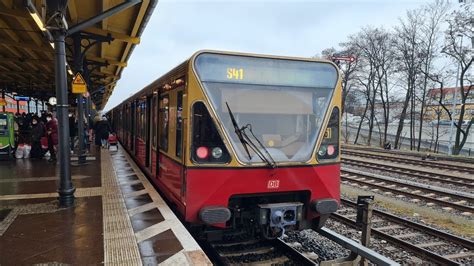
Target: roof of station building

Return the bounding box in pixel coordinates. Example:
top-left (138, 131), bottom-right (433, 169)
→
top-left (0, 0), bottom-right (158, 109)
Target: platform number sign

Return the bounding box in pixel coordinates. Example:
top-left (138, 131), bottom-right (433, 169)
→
top-left (72, 72), bottom-right (87, 94)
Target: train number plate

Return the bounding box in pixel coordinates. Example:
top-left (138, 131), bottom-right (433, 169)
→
top-left (267, 180), bottom-right (280, 189)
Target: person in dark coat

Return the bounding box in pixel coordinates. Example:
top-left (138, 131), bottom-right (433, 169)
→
top-left (30, 116), bottom-right (45, 159)
top-left (46, 113), bottom-right (58, 162)
top-left (94, 116), bottom-right (111, 148)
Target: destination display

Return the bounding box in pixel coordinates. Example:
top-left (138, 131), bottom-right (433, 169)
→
top-left (194, 53), bottom-right (338, 88)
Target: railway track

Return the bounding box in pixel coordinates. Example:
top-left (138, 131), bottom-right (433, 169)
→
top-left (342, 149), bottom-right (474, 175)
top-left (331, 199), bottom-right (474, 265)
top-left (341, 168), bottom-right (474, 214)
top-left (206, 237), bottom-right (317, 265)
top-left (342, 157), bottom-right (474, 190)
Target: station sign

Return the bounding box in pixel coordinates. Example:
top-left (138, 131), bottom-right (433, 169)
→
top-left (72, 72), bottom-right (87, 94)
top-left (331, 56), bottom-right (356, 63)
top-left (14, 96), bottom-right (30, 101)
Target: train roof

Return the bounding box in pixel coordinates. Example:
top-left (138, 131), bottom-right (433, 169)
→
top-left (111, 50), bottom-right (338, 110)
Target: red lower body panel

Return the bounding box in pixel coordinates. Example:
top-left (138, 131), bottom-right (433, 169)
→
top-left (185, 164), bottom-right (340, 226)
top-left (117, 139), bottom-right (339, 228)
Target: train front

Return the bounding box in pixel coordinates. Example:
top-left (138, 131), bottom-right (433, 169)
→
top-left (186, 51), bottom-right (341, 239)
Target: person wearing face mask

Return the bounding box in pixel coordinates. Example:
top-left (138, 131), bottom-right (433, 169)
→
top-left (45, 113), bottom-right (58, 162)
top-left (30, 116), bottom-right (45, 159)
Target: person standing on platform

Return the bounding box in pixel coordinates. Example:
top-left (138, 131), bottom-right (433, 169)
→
top-left (46, 113), bottom-right (58, 162)
top-left (30, 116), bottom-right (45, 159)
top-left (69, 113), bottom-right (77, 153)
top-left (94, 115), bottom-right (110, 149)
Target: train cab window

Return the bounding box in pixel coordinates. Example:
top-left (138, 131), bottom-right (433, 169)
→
top-left (192, 102), bottom-right (230, 164)
top-left (159, 95), bottom-right (169, 152)
top-left (176, 91), bottom-right (183, 157)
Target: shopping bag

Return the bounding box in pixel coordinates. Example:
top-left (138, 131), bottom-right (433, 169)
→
top-left (23, 144), bottom-right (31, 158)
top-left (15, 145), bottom-right (24, 159)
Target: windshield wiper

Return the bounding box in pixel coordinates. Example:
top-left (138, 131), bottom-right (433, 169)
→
top-left (241, 124), bottom-right (277, 169)
top-left (226, 102), bottom-right (276, 168)
top-left (226, 102), bottom-right (252, 160)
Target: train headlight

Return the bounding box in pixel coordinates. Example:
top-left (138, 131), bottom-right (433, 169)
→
top-left (318, 145), bottom-right (327, 156)
top-left (212, 147), bottom-right (223, 159)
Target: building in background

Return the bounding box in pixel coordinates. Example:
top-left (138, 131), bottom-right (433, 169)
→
top-left (425, 86), bottom-right (474, 123)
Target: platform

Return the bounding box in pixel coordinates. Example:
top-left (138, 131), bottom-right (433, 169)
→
top-left (0, 147), bottom-right (210, 265)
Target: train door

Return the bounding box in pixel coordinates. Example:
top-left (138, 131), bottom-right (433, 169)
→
top-left (175, 89), bottom-right (185, 199)
top-left (145, 96), bottom-right (151, 169)
top-left (131, 101), bottom-right (136, 152)
top-left (149, 93), bottom-right (158, 177)
top-left (125, 104), bottom-right (130, 148)
top-left (158, 93), bottom-right (169, 178)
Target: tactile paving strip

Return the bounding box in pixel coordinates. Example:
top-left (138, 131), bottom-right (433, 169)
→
top-left (112, 146), bottom-right (211, 265)
top-left (101, 149), bottom-right (142, 266)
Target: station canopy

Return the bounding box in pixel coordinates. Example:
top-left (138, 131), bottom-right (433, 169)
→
top-left (0, 0), bottom-right (157, 109)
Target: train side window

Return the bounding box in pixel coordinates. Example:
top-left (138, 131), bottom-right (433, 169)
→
top-left (176, 91), bottom-right (183, 157)
top-left (159, 95), bottom-right (169, 152)
top-left (191, 102), bottom-right (230, 164)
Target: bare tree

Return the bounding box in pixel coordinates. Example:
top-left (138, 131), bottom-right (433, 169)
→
top-left (441, 3), bottom-right (473, 155)
top-left (393, 9), bottom-right (425, 149)
top-left (416, 0), bottom-right (450, 151)
top-left (343, 27), bottom-right (394, 146)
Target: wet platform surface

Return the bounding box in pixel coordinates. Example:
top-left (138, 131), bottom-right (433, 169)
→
top-left (0, 146), bottom-right (210, 265)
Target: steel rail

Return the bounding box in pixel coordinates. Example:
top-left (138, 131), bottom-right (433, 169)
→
top-left (342, 145), bottom-right (474, 164)
top-left (340, 199), bottom-right (474, 250)
top-left (330, 213), bottom-right (461, 266)
top-left (341, 170), bottom-right (474, 213)
top-left (208, 238), bottom-right (316, 265)
top-left (342, 168), bottom-right (474, 202)
top-left (342, 150), bottom-right (474, 174)
top-left (271, 238), bottom-right (317, 265)
top-left (342, 158), bottom-right (474, 189)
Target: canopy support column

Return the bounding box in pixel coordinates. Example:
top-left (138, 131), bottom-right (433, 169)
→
top-left (53, 28), bottom-right (75, 208)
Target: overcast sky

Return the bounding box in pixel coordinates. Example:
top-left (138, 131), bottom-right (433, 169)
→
top-left (104, 0), bottom-right (434, 111)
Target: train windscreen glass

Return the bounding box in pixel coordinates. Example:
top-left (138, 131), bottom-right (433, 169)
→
top-left (194, 53), bottom-right (338, 163)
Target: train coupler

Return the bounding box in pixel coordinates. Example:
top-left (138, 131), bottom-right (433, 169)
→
top-left (258, 202), bottom-right (303, 239)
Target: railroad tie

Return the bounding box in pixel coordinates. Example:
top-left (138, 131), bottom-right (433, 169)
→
top-left (437, 196), bottom-right (451, 201)
top-left (443, 252), bottom-right (474, 260)
top-left (395, 232), bottom-right (422, 239)
top-left (416, 242), bottom-right (445, 248)
top-left (373, 225), bottom-right (404, 231)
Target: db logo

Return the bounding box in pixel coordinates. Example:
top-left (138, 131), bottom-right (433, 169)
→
top-left (267, 180), bottom-right (280, 189)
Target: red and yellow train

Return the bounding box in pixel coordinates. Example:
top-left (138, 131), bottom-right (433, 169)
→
top-left (109, 50), bottom-right (342, 240)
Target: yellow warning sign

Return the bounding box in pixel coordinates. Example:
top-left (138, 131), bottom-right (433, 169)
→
top-left (72, 72), bottom-right (87, 94)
